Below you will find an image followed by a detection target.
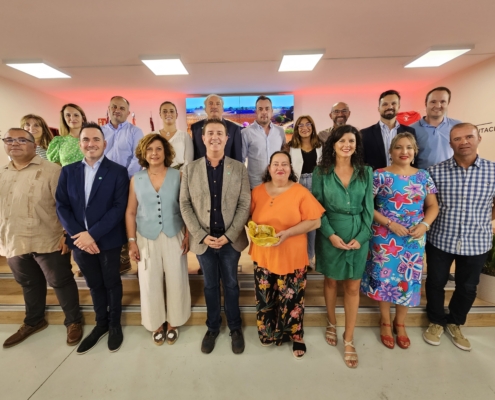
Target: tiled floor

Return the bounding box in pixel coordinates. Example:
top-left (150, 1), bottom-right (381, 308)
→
top-left (1, 324), bottom-right (494, 400)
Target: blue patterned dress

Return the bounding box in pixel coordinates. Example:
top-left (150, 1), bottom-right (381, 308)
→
top-left (360, 169), bottom-right (437, 307)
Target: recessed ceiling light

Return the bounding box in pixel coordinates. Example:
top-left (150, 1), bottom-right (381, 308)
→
top-left (405, 46), bottom-right (473, 68)
top-left (5, 62), bottom-right (70, 79)
top-left (279, 51), bottom-right (324, 72)
top-left (141, 58), bottom-right (188, 75)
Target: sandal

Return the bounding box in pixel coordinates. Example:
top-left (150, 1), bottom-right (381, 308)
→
top-left (343, 333), bottom-right (358, 369)
top-left (166, 327), bottom-right (179, 345)
top-left (325, 319), bottom-right (338, 346)
top-left (152, 326), bottom-right (166, 346)
top-left (393, 320), bottom-right (410, 349)
top-left (380, 319), bottom-right (395, 349)
top-left (292, 341), bottom-right (306, 360)
top-left (260, 340), bottom-right (274, 347)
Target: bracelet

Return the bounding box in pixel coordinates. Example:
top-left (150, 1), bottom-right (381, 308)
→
top-left (385, 219), bottom-right (392, 228)
top-left (128, 238), bottom-right (136, 242)
top-left (420, 221), bottom-right (430, 231)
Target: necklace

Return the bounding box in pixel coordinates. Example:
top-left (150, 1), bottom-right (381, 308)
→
top-left (161, 129), bottom-right (177, 138)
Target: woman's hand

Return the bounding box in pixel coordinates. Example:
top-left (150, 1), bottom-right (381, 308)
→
top-left (272, 230), bottom-right (291, 246)
top-left (346, 239), bottom-right (361, 250)
top-left (128, 241), bottom-right (140, 262)
top-left (329, 234), bottom-right (350, 250)
top-left (389, 222), bottom-right (409, 237)
top-left (181, 234), bottom-right (190, 255)
top-left (409, 223), bottom-right (427, 239)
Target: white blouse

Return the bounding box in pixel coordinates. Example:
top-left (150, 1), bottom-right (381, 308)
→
top-left (150, 130), bottom-right (193, 170)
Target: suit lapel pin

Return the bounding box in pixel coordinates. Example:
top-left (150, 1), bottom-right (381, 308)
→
top-left (98, 177), bottom-right (102, 180)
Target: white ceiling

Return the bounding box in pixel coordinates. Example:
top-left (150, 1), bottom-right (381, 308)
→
top-left (1, 0), bottom-right (495, 102)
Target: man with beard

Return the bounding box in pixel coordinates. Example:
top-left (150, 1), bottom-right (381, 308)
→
top-left (361, 90), bottom-right (416, 170)
top-left (241, 95), bottom-right (286, 189)
top-left (318, 102), bottom-right (351, 143)
top-left (191, 94), bottom-right (242, 162)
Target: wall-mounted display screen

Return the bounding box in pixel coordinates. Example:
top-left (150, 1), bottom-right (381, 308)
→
top-left (185, 94), bottom-right (294, 134)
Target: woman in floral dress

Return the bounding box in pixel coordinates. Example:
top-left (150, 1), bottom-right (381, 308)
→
top-left (361, 133), bottom-right (439, 349)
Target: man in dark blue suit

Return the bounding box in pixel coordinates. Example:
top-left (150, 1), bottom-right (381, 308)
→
top-left (191, 94), bottom-right (242, 162)
top-left (56, 122), bottom-right (129, 354)
top-left (360, 90), bottom-right (416, 170)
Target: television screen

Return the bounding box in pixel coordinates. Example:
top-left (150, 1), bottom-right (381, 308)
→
top-left (185, 94), bottom-right (294, 135)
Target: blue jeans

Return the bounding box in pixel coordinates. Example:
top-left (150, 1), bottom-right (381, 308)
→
top-left (73, 247), bottom-right (123, 328)
top-left (299, 173), bottom-right (315, 260)
top-left (196, 243), bottom-right (242, 332)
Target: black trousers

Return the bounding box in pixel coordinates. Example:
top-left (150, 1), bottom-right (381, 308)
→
top-left (425, 242), bottom-right (488, 326)
top-left (8, 251), bottom-right (82, 327)
top-left (73, 247), bottom-right (123, 328)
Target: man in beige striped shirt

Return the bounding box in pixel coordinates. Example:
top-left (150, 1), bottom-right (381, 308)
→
top-left (0, 128), bottom-right (82, 348)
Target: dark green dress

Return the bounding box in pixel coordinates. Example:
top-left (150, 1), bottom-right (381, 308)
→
top-left (312, 166), bottom-right (374, 280)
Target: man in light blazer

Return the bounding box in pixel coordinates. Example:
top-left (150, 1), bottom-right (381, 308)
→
top-left (56, 122), bottom-right (129, 355)
top-left (180, 118), bottom-right (250, 355)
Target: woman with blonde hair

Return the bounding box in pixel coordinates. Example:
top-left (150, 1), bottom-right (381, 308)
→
top-left (126, 133), bottom-right (191, 345)
top-left (20, 114), bottom-right (54, 160)
top-left (47, 103), bottom-right (87, 166)
top-left (283, 115), bottom-right (322, 270)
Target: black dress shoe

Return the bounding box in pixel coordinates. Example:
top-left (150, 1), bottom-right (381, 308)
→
top-left (108, 326), bottom-right (123, 352)
top-left (201, 330), bottom-right (219, 354)
top-left (230, 329), bottom-right (245, 354)
top-left (76, 326), bottom-right (109, 355)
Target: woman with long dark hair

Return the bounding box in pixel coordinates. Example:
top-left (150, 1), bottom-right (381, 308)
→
top-left (312, 125), bottom-right (374, 368)
top-left (283, 115), bottom-right (322, 270)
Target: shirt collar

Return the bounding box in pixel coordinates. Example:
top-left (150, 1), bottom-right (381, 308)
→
top-left (253, 120), bottom-right (273, 130)
top-left (82, 154), bottom-right (105, 169)
top-left (449, 155), bottom-right (481, 169)
top-left (379, 120), bottom-right (400, 131)
top-left (205, 156), bottom-right (225, 168)
top-left (107, 121), bottom-right (129, 131)
top-left (5, 155), bottom-right (42, 171)
top-left (419, 116), bottom-right (446, 128)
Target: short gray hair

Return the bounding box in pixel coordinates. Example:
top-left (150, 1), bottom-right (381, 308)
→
top-left (204, 94), bottom-right (224, 107)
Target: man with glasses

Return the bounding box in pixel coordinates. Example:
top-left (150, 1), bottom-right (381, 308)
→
top-left (318, 102), bottom-right (351, 143)
top-left (0, 129), bottom-right (83, 348)
top-left (241, 95), bottom-right (286, 189)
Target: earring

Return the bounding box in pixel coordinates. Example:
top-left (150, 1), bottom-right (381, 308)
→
top-left (332, 150), bottom-right (336, 156)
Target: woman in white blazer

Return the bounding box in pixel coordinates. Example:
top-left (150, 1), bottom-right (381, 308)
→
top-left (284, 115), bottom-right (323, 270)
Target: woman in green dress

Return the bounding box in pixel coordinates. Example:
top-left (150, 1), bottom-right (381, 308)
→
top-left (47, 103), bottom-right (87, 166)
top-left (312, 125), bottom-right (373, 368)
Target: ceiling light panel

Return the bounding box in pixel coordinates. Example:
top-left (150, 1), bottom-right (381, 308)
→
top-left (5, 62), bottom-right (70, 79)
top-left (279, 52), bottom-right (324, 72)
top-left (141, 58), bottom-right (188, 75)
top-left (405, 47), bottom-right (472, 68)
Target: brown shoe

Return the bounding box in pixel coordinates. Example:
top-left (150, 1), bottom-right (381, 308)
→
top-left (67, 322), bottom-right (83, 346)
top-left (3, 320), bottom-right (48, 348)
top-left (74, 270), bottom-right (84, 278)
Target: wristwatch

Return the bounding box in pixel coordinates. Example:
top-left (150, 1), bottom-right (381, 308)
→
top-left (128, 238), bottom-right (136, 242)
top-left (385, 219), bottom-right (392, 228)
top-left (420, 221), bottom-right (430, 231)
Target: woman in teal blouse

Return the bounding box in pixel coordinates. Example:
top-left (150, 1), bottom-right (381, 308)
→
top-left (312, 125), bottom-right (373, 368)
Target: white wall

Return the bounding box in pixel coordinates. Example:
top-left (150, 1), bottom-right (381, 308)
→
top-left (0, 76), bottom-right (64, 165)
top-left (411, 55), bottom-right (495, 162)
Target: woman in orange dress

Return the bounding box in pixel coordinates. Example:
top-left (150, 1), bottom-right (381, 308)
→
top-left (250, 151), bottom-right (325, 359)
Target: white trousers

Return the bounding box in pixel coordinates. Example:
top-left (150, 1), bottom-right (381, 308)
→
top-left (137, 231), bottom-right (191, 331)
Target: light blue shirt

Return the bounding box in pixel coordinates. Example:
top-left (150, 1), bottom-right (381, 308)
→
top-left (379, 120), bottom-right (400, 166)
top-left (82, 155), bottom-right (104, 229)
top-left (241, 121), bottom-right (286, 189)
top-left (102, 121), bottom-right (143, 178)
top-left (411, 116), bottom-right (462, 169)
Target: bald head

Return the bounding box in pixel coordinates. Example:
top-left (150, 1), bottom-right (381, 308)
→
top-left (330, 102), bottom-right (351, 127)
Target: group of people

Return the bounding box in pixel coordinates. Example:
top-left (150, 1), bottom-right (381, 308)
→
top-left (0, 89), bottom-right (493, 368)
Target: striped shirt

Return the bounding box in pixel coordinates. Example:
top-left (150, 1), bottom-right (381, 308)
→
top-left (428, 156), bottom-right (495, 255)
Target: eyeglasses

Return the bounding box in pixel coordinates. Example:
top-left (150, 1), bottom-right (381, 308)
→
top-left (297, 123), bottom-right (312, 129)
top-left (2, 137), bottom-right (34, 145)
top-left (332, 109), bottom-right (349, 115)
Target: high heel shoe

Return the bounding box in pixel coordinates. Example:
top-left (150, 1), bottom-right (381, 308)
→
top-left (380, 319), bottom-right (395, 349)
top-left (393, 320), bottom-right (410, 349)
